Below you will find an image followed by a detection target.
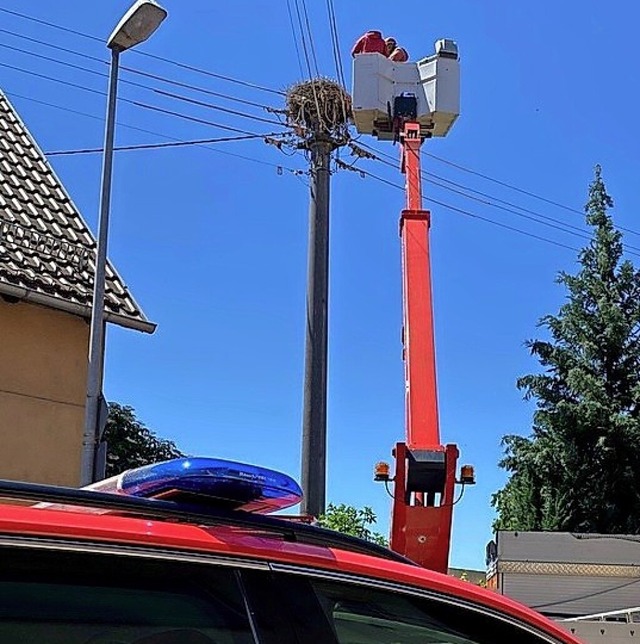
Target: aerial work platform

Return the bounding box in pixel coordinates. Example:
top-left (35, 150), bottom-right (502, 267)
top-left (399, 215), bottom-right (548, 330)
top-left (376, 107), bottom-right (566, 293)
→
top-left (351, 38), bottom-right (460, 140)
top-left (352, 33), bottom-right (470, 572)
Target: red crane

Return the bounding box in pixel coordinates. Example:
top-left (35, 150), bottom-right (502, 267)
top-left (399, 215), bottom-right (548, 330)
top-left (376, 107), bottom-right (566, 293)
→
top-left (350, 40), bottom-right (470, 573)
top-left (376, 120), bottom-right (474, 574)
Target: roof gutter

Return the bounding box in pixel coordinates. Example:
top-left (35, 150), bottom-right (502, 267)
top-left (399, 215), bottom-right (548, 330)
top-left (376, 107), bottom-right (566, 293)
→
top-left (0, 283), bottom-right (157, 334)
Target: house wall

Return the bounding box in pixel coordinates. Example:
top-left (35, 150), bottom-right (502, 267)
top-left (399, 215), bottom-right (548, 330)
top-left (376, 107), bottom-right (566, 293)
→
top-left (490, 531), bottom-right (640, 618)
top-left (0, 299), bottom-right (88, 486)
top-left (558, 620), bottom-right (640, 644)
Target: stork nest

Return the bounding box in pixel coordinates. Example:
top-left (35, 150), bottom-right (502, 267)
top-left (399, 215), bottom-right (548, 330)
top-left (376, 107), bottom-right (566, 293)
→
top-left (286, 78), bottom-right (352, 142)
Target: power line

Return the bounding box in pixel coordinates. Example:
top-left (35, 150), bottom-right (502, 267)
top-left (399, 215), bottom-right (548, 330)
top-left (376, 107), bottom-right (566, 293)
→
top-left (45, 133), bottom-right (282, 156)
top-left (357, 141), bottom-right (640, 247)
top-left (0, 5), bottom-right (285, 96)
top-left (0, 39), bottom-right (139, 86)
top-left (13, 2), bottom-right (618, 241)
top-left (365, 146), bottom-right (588, 240)
top-left (0, 26), bottom-right (104, 64)
top-left (5, 90), bottom-right (176, 137)
top-left (425, 147), bottom-right (640, 239)
top-left (292, 0), bottom-right (314, 80)
top-left (126, 98), bottom-right (282, 136)
top-left (6, 89), bottom-right (305, 175)
top-left (384, 154), bottom-right (640, 252)
top-left (0, 38), bottom-right (282, 126)
top-left (0, 59), bottom-right (103, 96)
top-left (352, 165), bottom-right (582, 252)
top-left (359, 160), bottom-right (640, 258)
top-left (429, 193), bottom-right (590, 253)
top-left (427, 175), bottom-right (603, 244)
top-left (120, 65), bottom-right (276, 111)
top-left (0, 59), bottom-right (286, 137)
top-left (427, 172), bottom-right (587, 232)
top-left (0, 6), bottom-right (101, 43)
top-left (151, 88), bottom-right (285, 127)
top-left (0, 25), bottom-right (280, 112)
top-left (358, 141), bottom-right (583, 226)
top-left (7, 2), bottom-right (615, 252)
top-left (6, 90), bottom-right (229, 143)
top-left (285, 0), bottom-right (305, 79)
top-left (326, 0), bottom-right (346, 88)
top-left (290, 0), bottom-right (323, 127)
top-left (299, 0), bottom-right (320, 77)
top-left (137, 50), bottom-right (286, 97)
top-left (325, 0), bottom-right (350, 130)
top-left (424, 149), bottom-right (585, 215)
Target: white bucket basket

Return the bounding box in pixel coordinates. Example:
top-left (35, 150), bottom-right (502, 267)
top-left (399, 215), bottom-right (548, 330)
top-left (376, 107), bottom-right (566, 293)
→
top-left (351, 39), bottom-right (460, 140)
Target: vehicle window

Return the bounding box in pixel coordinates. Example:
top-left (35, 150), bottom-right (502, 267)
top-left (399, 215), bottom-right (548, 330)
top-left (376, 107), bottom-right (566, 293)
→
top-left (240, 569), bottom-right (338, 644)
top-left (0, 547), bottom-right (255, 644)
top-left (310, 578), bottom-right (561, 644)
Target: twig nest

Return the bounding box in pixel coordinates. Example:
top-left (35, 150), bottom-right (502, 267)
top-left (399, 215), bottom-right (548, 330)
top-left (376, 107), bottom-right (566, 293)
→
top-left (286, 78), bottom-right (352, 141)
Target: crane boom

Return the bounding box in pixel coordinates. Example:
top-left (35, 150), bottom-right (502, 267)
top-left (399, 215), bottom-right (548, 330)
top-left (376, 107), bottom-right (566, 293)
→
top-left (399, 122), bottom-right (440, 450)
top-left (387, 121), bottom-right (462, 573)
top-left (350, 41), bottom-right (472, 573)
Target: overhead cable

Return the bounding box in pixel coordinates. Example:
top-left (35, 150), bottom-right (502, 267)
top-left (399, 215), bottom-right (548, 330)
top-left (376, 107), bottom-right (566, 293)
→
top-left (0, 25), bottom-right (279, 111)
top-left (285, 0), bottom-right (305, 79)
top-left (6, 91), bottom-right (304, 175)
top-left (0, 60), bottom-right (284, 136)
top-left (151, 88), bottom-right (285, 126)
top-left (326, 0), bottom-right (346, 88)
top-left (357, 141), bottom-right (640, 243)
top-left (351, 164), bottom-right (583, 253)
top-left (0, 40), bottom-right (282, 126)
top-left (46, 133), bottom-right (285, 156)
top-left (0, 6), bottom-right (285, 96)
top-left (299, 0), bottom-right (320, 77)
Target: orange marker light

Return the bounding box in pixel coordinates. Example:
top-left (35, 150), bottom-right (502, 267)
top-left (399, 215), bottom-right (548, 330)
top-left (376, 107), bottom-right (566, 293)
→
top-left (459, 465), bottom-right (475, 485)
top-left (374, 462), bottom-right (391, 482)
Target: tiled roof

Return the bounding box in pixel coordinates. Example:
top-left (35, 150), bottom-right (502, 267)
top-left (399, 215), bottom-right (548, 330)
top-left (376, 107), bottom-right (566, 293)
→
top-left (0, 91), bottom-right (155, 333)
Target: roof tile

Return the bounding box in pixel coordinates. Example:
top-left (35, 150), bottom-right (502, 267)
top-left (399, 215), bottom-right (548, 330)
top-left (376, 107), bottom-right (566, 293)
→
top-left (0, 91), bottom-right (153, 331)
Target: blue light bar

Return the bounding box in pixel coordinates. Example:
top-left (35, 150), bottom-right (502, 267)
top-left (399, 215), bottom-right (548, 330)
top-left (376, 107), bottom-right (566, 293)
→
top-left (88, 457), bottom-right (303, 514)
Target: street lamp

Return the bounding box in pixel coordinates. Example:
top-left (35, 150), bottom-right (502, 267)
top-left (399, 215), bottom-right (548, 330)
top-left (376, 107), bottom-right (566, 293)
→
top-left (80, 0), bottom-right (167, 487)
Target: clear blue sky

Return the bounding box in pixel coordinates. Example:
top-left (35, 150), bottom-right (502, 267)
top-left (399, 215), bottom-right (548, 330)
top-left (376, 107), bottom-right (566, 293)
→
top-left (2, 0), bottom-right (639, 570)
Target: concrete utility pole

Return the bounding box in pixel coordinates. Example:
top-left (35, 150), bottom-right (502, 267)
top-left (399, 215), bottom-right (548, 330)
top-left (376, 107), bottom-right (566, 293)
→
top-left (286, 79), bottom-right (350, 517)
top-left (300, 136), bottom-right (332, 517)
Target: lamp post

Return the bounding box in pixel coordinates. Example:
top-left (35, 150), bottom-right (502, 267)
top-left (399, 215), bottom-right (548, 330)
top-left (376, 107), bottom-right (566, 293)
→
top-left (80, 0), bottom-right (167, 487)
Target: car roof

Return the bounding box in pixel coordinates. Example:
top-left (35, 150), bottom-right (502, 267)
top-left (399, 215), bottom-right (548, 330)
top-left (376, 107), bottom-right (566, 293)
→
top-left (0, 490), bottom-right (579, 644)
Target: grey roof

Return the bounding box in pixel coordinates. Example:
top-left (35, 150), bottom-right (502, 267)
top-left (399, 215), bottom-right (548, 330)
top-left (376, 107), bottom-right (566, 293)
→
top-left (0, 91), bottom-right (155, 333)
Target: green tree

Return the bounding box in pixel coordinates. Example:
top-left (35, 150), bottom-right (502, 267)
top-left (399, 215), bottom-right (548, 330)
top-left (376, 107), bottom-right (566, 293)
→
top-left (493, 166), bottom-right (640, 533)
top-left (317, 503), bottom-right (388, 546)
top-left (453, 570), bottom-right (488, 588)
top-left (103, 402), bottom-right (184, 477)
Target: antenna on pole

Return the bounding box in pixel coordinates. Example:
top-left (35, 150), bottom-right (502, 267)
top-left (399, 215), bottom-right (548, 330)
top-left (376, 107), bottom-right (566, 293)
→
top-left (286, 79), bottom-right (351, 518)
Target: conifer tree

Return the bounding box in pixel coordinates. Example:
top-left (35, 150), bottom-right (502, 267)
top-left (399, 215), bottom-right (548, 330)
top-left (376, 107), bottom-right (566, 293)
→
top-left (493, 167), bottom-right (640, 533)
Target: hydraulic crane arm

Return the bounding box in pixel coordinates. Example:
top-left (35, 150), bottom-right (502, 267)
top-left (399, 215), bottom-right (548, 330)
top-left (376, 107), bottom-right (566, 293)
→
top-left (349, 42), bottom-right (470, 573)
top-left (400, 122), bottom-right (440, 449)
top-left (382, 120), bottom-right (472, 573)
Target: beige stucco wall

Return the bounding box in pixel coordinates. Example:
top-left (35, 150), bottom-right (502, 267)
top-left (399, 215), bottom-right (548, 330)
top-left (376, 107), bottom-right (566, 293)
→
top-left (0, 299), bottom-right (88, 486)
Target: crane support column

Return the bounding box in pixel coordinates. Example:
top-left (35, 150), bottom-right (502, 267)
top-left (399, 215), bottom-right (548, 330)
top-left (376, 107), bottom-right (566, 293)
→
top-left (389, 121), bottom-right (459, 573)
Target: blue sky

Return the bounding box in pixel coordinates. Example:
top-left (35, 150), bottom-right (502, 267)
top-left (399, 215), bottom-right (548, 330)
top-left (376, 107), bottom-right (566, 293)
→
top-left (2, 0), bottom-right (639, 570)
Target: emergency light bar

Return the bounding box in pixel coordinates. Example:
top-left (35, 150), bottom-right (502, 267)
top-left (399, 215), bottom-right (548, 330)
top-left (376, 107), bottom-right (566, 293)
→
top-left (85, 457), bottom-right (303, 514)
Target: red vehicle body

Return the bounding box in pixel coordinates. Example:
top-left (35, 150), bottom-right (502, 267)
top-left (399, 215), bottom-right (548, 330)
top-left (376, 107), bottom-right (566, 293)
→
top-left (0, 483), bottom-right (583, 644)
